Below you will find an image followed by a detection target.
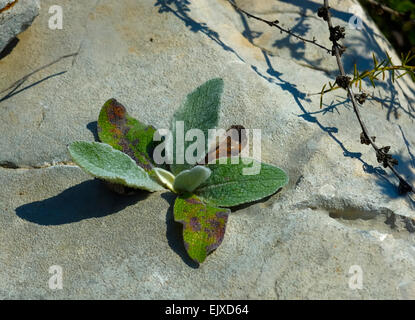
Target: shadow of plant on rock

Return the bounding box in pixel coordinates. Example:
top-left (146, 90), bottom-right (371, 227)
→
top-left (15, 179), bottom-right (149, 226)
top-left (87, 121), bottom-right (100, 142)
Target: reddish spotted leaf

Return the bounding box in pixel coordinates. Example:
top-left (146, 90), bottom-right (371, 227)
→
top-left (174, 194), bottom-right (230, 263)
top-left (98, 99), bottom-right (158, 172)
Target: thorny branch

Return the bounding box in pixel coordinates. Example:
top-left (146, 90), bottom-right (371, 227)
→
top-left (228, 0), bottom-right (332, 54)
top-left (308, 53), bottom-right (415, 97)
top-left (228, 0), bottom-right (414, 195)
top-left (321, 0), bottom-right (413, 195)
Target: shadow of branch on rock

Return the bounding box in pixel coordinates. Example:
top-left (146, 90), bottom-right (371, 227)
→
top-left (156, 0), bottom-right (412, 200)
top-left (234, 5), bottom-right (409, 199)
top-left (0, 52), bottom-right (78, 104)
top-left (0, 71), bottom-right (67, 103)
top-left (154, 0), bottom-right (244, 62)
top-left (16, 179), bottom-right (149, 225)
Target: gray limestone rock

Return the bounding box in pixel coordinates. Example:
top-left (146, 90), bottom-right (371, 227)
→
top-left (0, 0), bottom-right (40, 53)
top-left (0, 0), bottom-right (414, 299)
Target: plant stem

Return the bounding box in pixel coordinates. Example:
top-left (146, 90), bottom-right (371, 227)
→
top-left (323, 0), bottom-right (414, 194)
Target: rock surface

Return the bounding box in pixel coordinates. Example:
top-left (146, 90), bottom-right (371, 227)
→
top-left (0, 0), bottom-right (40, 54)
top-left (0, 0), bottom-right (414, 299)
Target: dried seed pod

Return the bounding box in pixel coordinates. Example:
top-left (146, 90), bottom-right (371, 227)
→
top-left (336, 75), bottom-right (351, 89)
top-left (317, 6), bottom-right (329, 21)
top-left (376, 148), bottom-right (398, 168)
top-left (399, 180), bottom-right (413, 195)
top-left (329, 26), bottom-right (346, 42)
top-left (379, 146), bottom-right (391, 154)
top-left (360, 132), bottom-right (371, 145)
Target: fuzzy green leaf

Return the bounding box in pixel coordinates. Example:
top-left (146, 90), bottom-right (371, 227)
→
top-left (173, 166), bottom-right (211, 193)
top-left (68, 141), bottom-right (164, 192)
top-left (174, 194), bottom-right (230, 263)
top-left (169, 78), bottom-right (223, 175)
top-left (98, 99), bottom-right (158, 173)
top-left (153, 167), bottom-right (175, 191)
top-left (195, 157), bottom-right (288, 207)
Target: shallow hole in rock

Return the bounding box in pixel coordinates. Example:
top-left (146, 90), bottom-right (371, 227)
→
top-left (328, 208), bottom-right (378, 220)
top-left (327, 208), bottom-right (414, 238)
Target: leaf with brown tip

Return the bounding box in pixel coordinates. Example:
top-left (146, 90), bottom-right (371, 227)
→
top-left (98, 99), bottom-right (158, 172)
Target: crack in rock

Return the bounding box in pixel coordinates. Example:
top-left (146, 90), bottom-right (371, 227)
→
top-left (0, 160), bottom-right (76, 170)
top-left (292, 199), bottom-right (415, 235)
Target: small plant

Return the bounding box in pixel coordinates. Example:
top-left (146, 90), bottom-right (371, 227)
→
top-left (317, 51), bottom-right (415, 107)
top-left (230, 0), bottom-right (414, 196)
top-left (68, 79), bottom-right (288, 264)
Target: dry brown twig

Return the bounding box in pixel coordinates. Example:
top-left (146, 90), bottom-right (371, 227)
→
top-left (229, 0), bottom-right (414, 195)
top-left (320, 0), bottom-right (413, 195)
